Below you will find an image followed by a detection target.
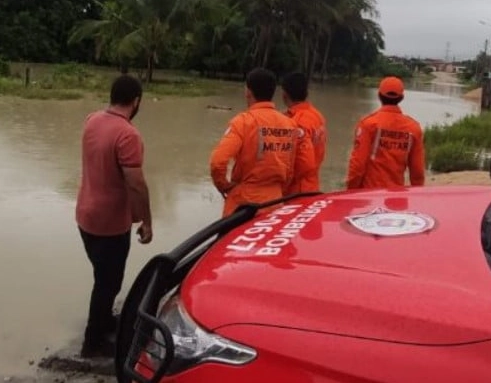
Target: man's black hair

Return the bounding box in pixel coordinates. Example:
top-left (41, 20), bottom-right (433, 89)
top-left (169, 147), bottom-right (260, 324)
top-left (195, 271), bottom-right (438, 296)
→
top-left (379, 94), bottom-right (403, 105)
top-left (281, 72), bottom-right (308, 102)
top-left (246, 68), bottom-right (276, 101)
top-left (110, 75), bottom-right (142, 106)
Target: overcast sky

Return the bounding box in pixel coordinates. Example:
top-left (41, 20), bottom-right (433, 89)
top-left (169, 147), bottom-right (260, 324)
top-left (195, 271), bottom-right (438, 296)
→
top-left (376, 0), bottom-right (491, 60)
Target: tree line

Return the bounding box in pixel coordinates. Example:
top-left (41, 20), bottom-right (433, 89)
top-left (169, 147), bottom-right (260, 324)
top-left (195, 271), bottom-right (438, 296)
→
top-left (0, 0), bottom-right (386, 82)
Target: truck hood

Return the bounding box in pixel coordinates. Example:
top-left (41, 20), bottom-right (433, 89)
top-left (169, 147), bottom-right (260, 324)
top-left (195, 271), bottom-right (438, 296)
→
top-left (181, 187), bottom-right (491, 345)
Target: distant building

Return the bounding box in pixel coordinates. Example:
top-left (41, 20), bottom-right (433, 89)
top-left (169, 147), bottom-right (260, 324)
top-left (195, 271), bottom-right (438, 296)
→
top-left (387, 55), bottom-right (405, 64)
top-left (422, 59), bottom-right (446, 72)
top-left (452, 66), bottom-right (466, 74)
top-left (384, 56), bottom-right (466, 74)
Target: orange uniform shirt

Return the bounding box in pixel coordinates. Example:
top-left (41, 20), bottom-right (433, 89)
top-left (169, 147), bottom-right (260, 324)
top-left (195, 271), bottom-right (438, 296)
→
top-left (210, 102), bottom-right (302, 217)
top-left (76, 110), bottom-right (144, 236)
top-left (285, 101), bottom-right (327, 193)
top-left (346, 105), bottom-right (425, 190)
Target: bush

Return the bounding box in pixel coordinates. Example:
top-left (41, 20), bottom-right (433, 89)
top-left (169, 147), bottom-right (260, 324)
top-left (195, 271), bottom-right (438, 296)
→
top-left (383, 63), bottom-right (413, 78)
top-left (429, 141), bottom-right (479, 172)
top-left (425, 113), bottom-right (491, 172)
top-left (370, 57), bottom-right (413, 79)
top-left (425, 113), bottom-right (491, 149)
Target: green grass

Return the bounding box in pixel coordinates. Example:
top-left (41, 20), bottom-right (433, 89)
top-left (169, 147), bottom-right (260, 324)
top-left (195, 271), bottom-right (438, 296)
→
top-left (428, 141), bottom-right (480, 172)
top-left (459, 77), bottom-right (480, 91)
top-left (0, 62), bottom-right (225, 100)
top-left (358, 76), bottom-right (382, 88)
top-left (0, 76), bottom-right (84, 100)
top-left (145, 77), bottom-right (222, 97)
top-left (425, 112), bottom-right (491, 172)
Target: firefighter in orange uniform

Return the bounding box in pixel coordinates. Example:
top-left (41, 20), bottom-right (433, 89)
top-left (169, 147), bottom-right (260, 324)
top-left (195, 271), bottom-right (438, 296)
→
top-left (210, 68), bottom-right (304, 217)
top-left (346, 76), bottom-right (425, 190)
top-left (281, 72), bottom-right (327, 194)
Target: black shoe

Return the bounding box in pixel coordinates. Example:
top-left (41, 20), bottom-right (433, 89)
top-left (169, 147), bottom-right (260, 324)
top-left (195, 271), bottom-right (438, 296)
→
top-left (80, 338), bottom-right (115, 359)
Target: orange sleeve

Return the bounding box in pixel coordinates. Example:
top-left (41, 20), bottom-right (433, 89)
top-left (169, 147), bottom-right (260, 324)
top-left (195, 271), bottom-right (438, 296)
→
top-left (210, 121), bottom-right (243, 193)
top-left (408, 126), bottom-right (425, 186)
top-left (293, 128), bottom-right (316, 182)
top-left (316, 120), bottom-right (327, 167)
top-left (346, 121), bottom-right (373, 189)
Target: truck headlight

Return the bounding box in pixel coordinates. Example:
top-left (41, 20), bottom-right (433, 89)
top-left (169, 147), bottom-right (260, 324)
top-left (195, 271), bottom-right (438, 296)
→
top-left (147, 295), bottom-right (256, 375)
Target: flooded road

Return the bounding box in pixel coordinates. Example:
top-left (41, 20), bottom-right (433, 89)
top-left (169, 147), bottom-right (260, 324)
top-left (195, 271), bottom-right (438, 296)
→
top-left (0, 79), bottom-right (479, 375)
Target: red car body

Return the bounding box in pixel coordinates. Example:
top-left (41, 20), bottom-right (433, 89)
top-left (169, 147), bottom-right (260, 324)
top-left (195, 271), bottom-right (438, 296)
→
top-left (119, 186), bottom-right (491, 383)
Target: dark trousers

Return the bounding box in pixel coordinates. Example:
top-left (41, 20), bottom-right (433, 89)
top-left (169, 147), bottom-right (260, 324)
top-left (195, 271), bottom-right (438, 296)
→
top-left (79, 228), bottom-right (131, 346)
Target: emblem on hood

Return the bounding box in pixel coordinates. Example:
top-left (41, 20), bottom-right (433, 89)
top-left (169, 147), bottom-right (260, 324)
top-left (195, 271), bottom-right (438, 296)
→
top-left (346, 208), bottom-right (435, 236)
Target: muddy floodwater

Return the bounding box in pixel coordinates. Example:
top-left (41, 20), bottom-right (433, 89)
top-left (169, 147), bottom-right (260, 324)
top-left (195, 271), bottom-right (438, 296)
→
top-left (0, 78), bottom-right (479, 376)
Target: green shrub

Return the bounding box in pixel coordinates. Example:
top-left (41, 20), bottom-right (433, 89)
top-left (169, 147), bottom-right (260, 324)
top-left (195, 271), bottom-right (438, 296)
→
top-left (424, 113), bottom-right (491, 172)
top-left (370, 57), bottom-right (413, 79)
top-left (425, 113), bottom-right (491, 149)
top-left (429, 141), bottom-right (479, 172)
top-left (382, 63), bottom-right (413, 78)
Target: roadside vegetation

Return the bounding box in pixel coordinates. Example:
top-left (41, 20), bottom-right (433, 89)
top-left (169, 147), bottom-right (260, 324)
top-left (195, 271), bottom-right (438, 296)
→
top-left (1, 1), bottom-right (446, 100)
top-left (455, 50), bottom-right (491, 90)
top-left (0, 0), bottom-right (388, 85)
top-left (1, 0), bottom-right (489, 102)
top-left (458, 73), bottom-right (480, 90)
top-left (0, 59), bottom-right (224, 100)
top-left (425, 113), bottom-right (491, 173)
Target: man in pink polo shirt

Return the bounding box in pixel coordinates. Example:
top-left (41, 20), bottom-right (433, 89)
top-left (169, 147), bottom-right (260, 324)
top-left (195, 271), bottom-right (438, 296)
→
top-left (76, 75), bottom-right (152, 358)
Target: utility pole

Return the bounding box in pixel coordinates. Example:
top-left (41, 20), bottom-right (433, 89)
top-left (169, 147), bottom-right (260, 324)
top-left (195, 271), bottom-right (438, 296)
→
top-left (485, 39), bottom-right (490, 70)
top-left (478, 21), bottom-right (491, 112)
top-left (445, 41), bottom-right (451, 63)
top-left (481, 39), bottom-right (491, 112)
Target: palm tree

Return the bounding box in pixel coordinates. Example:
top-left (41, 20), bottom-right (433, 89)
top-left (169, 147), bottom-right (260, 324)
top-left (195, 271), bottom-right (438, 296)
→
top-left (69, 0), bottom-right (196, 82)
top-left (273, 0), bottom-right (380, 81)
top-left (317, 0), bottom-right (383, 81)
top-left (68, 0), bottom-right (384, 81)
top-left (294, 0), bottom-right (343, 81)
top-left (188, 0), bottom-right (247, 76)
top-left (68, 0), bottom-right (131, 68)
top-left (235, 0), bottom-right (278, 68)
